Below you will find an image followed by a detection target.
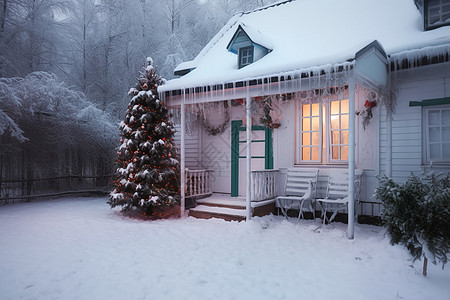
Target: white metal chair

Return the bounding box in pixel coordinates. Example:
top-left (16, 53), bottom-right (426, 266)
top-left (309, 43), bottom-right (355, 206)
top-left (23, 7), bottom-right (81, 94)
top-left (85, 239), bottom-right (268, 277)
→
top-left (317, 169), bottom-right (363, 225)
top-left (276, 168), bottom-right (319, 220)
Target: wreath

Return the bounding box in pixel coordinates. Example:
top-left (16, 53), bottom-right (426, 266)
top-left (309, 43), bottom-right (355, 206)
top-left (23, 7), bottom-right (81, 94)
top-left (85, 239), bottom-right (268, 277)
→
top-left (202, 101), bottom-right (230, 135)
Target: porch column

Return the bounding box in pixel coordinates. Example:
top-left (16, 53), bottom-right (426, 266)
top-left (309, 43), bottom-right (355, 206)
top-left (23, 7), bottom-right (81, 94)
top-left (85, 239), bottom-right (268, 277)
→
top-left (180, 92), bottom-right (186, 216)
top-left (386, 105), bottom-right (393, 177)
top-left (246, 92), bottom-right (252, 221)
top-left (348, 75), bottom-right (356, 239)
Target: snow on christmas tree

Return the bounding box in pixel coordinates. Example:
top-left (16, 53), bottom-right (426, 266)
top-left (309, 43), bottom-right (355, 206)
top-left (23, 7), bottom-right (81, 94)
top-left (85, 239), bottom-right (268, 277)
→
top-left (109, 57), bottom-right (180, 218)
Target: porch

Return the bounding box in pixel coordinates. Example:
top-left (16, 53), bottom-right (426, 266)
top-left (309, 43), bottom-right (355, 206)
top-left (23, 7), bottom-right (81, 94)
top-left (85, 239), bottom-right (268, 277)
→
top-left (185, 168), bottom-right (375, 223)
top-left (186, 169), bottom-right (278, 221)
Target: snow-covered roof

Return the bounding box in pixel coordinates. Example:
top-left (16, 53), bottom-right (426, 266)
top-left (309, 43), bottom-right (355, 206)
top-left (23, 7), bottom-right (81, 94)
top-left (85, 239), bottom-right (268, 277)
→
top-left (159, 0), bottom-right (450, 93)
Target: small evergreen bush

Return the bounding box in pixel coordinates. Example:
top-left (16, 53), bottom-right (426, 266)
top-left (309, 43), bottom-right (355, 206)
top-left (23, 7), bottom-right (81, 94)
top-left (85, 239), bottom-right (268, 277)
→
top-left (375, 173), bottom-right (450, 275)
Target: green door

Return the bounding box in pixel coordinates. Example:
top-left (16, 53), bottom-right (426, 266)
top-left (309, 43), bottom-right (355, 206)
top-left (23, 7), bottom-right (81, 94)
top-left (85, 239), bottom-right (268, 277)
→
top-left (231, 120), bottom-right (273, 197)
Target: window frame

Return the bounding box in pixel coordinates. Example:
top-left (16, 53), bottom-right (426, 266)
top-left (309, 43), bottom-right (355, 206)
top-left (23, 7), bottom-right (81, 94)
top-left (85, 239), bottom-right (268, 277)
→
top-left (296, 99), bottom-right (349, 165)
top-left (422, 104), bottom-right (450, 165)
top-left (239, 46), bottom-right (254, 69)
top-left (424, 0), bottom-right (450, 30)
top-left (327, 99), bottom-right (350, 163)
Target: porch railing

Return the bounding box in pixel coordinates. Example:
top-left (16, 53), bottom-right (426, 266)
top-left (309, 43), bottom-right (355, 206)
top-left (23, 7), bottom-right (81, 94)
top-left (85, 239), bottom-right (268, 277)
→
top-left (251, 169), bottom-right (279, 202)
top-left (185, 169), bottom-right (214, 199)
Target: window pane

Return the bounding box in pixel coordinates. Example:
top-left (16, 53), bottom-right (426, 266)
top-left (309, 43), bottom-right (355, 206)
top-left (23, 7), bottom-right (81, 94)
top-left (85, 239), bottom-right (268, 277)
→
top-left (443, 143), bottom-right (450, 160)
top-left (312, 147), bottom-right (319, 161)
top-left (331, 131), bottom-right (339, 144)
top-left (312, 103), bottom-right (320, 116)
top-left (429, 127), bottom-right (441, 143)
top-left (303, 104), bottom-right (310, 117)
top-left (429, 111), bottom-right (440, 125)
top-left (312, 116), bottom-right (319, 131)
top-left (341, 130), bottom-right (349, 145)
top-left (341, 146), bottom-right (349, 161)
top-left (312, 132), bottom-right (320, 145)
top-left (429, 0), bottom-right (439, 6)
top-left (302, 118), bottom-right (310, 131)
top-left (341, 99), bottom-right (349, 114)
top-left (443, 110), bottom-right (450, 125)
top-left (302, 133), bottom-right (310, 145)
top-left (332, 146), bottom-right (339, 160)
top-left (331, 101), bottom-right (339, 115)
top-left (341, 115), bottom-right (349, 129)
top-left (302, 147), bottom-right (310, 160)
top-left (443, 127), bottom-right (450, 142)
top-left (330, 115), bottom-right (339, 129)
top-left (429, 144), bottom-right (441, 160)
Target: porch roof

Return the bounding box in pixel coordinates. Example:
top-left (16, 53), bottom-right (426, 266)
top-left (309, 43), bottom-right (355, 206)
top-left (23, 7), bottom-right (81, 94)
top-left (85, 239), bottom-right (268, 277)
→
top-left (159, 0), bottom-right (450, 95)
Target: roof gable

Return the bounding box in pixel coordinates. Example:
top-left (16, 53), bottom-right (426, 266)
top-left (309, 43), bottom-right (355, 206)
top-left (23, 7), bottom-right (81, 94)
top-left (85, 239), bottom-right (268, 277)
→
top-left (227, 24), bottom-right (272, 54)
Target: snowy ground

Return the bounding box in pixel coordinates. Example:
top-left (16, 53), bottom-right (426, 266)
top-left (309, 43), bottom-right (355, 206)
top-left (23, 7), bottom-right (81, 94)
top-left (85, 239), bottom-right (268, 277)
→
top-left (0, 197), bottom-right (449, 300)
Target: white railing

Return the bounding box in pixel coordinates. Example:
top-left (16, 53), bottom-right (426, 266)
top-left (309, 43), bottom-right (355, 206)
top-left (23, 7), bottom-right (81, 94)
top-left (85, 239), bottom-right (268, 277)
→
top-left (251, 169), bottom-right (279, 202)
top-left (185, 169), bottom-right (214, 198)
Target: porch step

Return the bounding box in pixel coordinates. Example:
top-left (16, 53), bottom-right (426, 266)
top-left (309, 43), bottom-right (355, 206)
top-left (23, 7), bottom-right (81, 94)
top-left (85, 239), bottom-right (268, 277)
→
top-left (195, 197), bottom-right (246, 209)
top-left (189, 205), bottom-right (247, 222)
top-left (188, 194), bottom-right (277, 221)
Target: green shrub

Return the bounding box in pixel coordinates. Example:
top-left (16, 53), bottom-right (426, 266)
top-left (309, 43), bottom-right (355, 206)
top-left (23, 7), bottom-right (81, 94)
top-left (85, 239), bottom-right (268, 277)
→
top-left (375, 173), bottom-right (450, 275)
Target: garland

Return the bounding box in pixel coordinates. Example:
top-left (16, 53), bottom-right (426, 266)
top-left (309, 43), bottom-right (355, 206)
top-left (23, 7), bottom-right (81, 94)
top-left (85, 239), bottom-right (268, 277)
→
top-left (259, 96), bottom-right (281, 129)
top-left (202, 102), bottom-right (230, 136)
top-left (356, 86), bottom-right (397, 130)
top-left (356, 99), bottom-right (377, 130)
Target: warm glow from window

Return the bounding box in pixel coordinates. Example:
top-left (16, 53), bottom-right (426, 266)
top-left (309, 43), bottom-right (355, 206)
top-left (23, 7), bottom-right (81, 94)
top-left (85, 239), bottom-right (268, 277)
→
top-left (330, 99), bottom-right (349, 161)
top-left (299, 99), bottom-right (349, 163)
top-left (301, 103), bottom-right (320, 161)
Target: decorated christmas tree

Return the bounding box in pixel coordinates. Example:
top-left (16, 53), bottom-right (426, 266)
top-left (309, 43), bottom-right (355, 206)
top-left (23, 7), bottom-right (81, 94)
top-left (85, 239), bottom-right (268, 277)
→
top-left (109, 57), bottom-right (180, 217)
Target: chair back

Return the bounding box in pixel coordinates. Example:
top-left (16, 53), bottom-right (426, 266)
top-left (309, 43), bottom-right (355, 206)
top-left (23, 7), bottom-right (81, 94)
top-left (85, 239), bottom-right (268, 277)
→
top-left (284, 168), bottom-right (319, 197)
top-left (326, 174), bottom-right (349, 200)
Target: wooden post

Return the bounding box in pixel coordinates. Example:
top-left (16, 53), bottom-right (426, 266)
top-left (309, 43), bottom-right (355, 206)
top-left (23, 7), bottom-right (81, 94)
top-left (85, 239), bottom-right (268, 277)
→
top-left (348, 74), bottom-right (356, 239)
top-left (246, 92), bottom-right (252, 221)
top-left (180, 92), bottom-right (186, 216)
top-left (423, 256), bottom-right (428, 277)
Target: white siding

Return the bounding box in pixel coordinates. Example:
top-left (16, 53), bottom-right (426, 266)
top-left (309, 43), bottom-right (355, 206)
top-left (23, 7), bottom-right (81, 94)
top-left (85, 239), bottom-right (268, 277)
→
top-left (380, 64), bottom-right (450, 184)
top-left (173, 121), bottom-right (201, 169)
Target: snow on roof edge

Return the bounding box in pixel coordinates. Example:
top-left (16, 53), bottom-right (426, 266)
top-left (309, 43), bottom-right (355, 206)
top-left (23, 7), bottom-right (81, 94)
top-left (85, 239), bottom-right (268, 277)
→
top-left (159, 61), bottom-right (355, 93)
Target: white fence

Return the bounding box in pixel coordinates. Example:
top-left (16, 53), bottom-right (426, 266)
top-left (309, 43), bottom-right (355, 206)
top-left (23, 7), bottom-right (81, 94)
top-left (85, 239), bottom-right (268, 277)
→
top-left (185, 169), bottom-right (214, 199)
top-left (251, 169), bottom-right (278, 201)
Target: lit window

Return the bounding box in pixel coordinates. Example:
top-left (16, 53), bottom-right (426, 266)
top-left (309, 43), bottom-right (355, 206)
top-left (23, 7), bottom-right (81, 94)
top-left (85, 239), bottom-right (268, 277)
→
top-left (298, 99), bottom-right (349, 163)
top-left (330, 99), bottom-right (349, 161)
top-left (301, 103), bottom-right (321, 161)
top-left (239, 47), bottom-right (253, 68)
top-left (424, 107), bottom-right (450, 163)
top-left (426, 0), bottom-right (450, 29)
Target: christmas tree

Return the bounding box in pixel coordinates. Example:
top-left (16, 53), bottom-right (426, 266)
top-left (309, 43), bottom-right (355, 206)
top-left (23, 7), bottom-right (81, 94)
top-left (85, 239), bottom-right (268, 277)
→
top-left (109, 57), bottom-right (180, 217)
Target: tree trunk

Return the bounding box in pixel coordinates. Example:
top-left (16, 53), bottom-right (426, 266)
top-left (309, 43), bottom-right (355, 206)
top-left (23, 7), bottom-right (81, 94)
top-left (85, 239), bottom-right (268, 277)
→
top-left (423, 256), bottom-right (428, 277)
top-left (1, 0), bottom-right (8, 32)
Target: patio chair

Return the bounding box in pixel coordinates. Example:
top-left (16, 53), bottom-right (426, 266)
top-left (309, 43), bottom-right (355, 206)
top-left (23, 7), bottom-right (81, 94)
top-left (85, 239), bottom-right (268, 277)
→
top-left (276, 168), bottom-right (319, 220)
top-left (317, 169), bottom-right (363, 225)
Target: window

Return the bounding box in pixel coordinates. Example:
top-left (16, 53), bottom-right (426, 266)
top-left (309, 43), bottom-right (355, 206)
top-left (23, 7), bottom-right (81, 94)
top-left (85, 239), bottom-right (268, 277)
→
top-left (330, 99), bottom-right (349, 161)
top-left (301, 103), bottom-right (321, 161)
top-left (239, 46), bottom-right (253, 68)
top-left (298, 99), bottom-right (349, 164)
top-left (425, 0), bottom-right (450, 30)
top-left (424, 106), bottom-right (450, 163)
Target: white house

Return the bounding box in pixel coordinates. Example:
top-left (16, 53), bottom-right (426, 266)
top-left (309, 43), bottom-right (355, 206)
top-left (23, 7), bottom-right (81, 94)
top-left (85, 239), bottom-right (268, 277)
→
top-left (158, 0), bottom-right (450, 233)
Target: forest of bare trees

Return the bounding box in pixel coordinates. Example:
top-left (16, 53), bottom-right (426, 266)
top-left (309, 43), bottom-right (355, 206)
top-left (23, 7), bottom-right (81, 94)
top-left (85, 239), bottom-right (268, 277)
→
top-left (0, 0), bottom-right (277, 200)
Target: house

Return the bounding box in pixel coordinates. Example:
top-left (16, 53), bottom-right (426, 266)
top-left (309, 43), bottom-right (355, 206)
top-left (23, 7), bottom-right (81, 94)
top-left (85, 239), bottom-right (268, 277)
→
top-left (158, 0), bottom-right (450, 234)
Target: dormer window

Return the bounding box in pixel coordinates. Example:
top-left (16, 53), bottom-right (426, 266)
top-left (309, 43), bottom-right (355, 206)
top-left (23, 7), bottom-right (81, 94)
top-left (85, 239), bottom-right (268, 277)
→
top-left (423, 0), bottom-right (450, 30)
top-left (239, 47), bottom-right (254, 68)
top-left (227, 24), bottom-right (272, 69)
